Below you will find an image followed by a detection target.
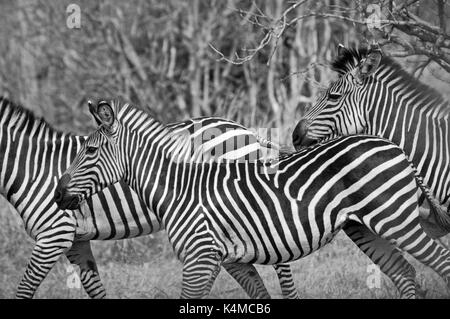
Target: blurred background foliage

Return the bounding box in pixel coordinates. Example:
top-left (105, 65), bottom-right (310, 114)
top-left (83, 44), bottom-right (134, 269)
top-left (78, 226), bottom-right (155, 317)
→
top-left (0, 0), bottom-right (449, 298)
top-left (0, 0), bottom-right (446, 138)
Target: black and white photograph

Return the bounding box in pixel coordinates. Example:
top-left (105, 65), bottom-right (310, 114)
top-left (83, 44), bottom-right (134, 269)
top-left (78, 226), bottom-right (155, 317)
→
top-left (0, 0), bottom-right (450, 303)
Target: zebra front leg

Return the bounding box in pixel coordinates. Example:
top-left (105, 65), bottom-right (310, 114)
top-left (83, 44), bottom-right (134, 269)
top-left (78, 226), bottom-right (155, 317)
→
top-left (222, 263), bottom-right (271, 299)
top-left (16, 220), bottom-right (75, 299)
top-left (273, 264), bottom-right (300, 299)
top-left (180, 250), bottom-right (222, 299)
top-left (344, 221), bottom-right (417, 298)
top-left (65, 241), bottom-right (106, 299)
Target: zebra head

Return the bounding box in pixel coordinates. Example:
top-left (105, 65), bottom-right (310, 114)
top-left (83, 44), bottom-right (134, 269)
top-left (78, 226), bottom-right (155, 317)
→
top-left (55, 100), bottom-right (126, 210)
top-left (293, 45), bottom-right (382, 150)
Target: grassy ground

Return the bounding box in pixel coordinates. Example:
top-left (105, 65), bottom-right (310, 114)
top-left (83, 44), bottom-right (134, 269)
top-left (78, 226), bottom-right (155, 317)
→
top-left (1, 197), bottom-right (449, 299)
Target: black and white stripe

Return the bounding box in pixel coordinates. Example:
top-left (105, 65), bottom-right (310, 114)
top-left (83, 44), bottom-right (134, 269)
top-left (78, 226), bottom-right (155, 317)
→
top-left (57, 100), bottom-right (450, 298)
top-left (293, 46), bottom-right (450, 297)
top-left (0, 96), bottom-right (297, 299)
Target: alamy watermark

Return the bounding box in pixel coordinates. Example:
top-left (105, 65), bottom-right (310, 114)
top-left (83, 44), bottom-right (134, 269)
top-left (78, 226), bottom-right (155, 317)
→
top-left (365, 4), bottom-right (382, 30)
top-left (169, 124), bottom-right (284, 174)
top-left (66, 4), bottom-right (81, 29)
top-left (66, 264), bottom-right (81, 289)
top-left (366, 264), bottom-right (382, 289)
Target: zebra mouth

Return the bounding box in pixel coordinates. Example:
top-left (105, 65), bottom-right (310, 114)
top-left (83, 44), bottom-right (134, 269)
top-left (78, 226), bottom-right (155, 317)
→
top-left (55, 193), bottom-right (82, 210)
top-left (293, 135), bottom-right (317, 150)
top-left (292, 119), bottom-right (317, 150)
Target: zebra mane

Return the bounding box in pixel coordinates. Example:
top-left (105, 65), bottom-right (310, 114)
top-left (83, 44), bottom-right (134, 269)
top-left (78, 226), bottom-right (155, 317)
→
top-left (0, 96), bottom-right (61, 133)
top-left (117, 101), bottom-right (178, 141)
top-left (331, 47), bottom-right (368, 75)
top-left (116, 102), bottom-right (197, 162)
top-left (118, 102), bottom-right (164, 126)
top-left (332, 47), bottom-right (449, 111)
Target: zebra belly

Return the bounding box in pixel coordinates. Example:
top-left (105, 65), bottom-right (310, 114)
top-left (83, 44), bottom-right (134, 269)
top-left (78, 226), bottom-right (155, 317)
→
top-left (219, 226), bottom-right (341, 265)
top-left (203, 206), bottom-right (343, 265)
top-left (75, 182), bottom-right (162, 241)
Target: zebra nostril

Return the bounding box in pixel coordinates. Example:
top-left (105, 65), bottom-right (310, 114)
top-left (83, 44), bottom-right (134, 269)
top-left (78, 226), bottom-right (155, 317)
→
top-left (54, 173), bottom-right (72, 204)
top-left (54, 188), bottom-right (63, 203)
top-left (292, 119), bottom-right (317, 150)
top-left (54, 185), bottom-right (68, 204)
top-left (292, 119), bottom-right (308, 149)
top-left (292, 129), bottom-right (301, 148)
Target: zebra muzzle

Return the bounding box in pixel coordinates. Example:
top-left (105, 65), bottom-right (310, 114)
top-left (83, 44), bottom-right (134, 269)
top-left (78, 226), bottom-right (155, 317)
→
top-left (54, 174), bottom-right (81, 210)
top-left (292, 119), bottom-right (316, 150)
top-left (54, 190), bottom-right (81, 210)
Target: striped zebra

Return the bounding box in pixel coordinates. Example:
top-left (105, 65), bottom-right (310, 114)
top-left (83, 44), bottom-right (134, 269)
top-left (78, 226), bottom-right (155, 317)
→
top-left (55, 99), bottom-right (450, 298)
top-left (0, 96), bottom-right (299, 299)
top-left (292, 45), bottom-right (450, 297)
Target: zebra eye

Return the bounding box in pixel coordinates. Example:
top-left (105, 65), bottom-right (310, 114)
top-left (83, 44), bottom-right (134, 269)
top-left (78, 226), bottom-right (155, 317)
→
top-left (327, 92), bottom-right (342, 101)
top-left (86, 146), bottom-right (98, 155)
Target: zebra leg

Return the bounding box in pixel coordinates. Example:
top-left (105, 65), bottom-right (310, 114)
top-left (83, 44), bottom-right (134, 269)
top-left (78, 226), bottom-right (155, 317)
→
top-left (344, 221), bottom-right (417, 298)
top-left (273, 264), bottom-right (300, 299)
top-left (16, 220), bottom-right (75, 299)
top-left (365, 217), bottom-right (450, 294)
top-left (180, 251), bottom-right (222, 299)
top-left (222, 263), bottom-right (271, 299)
top-left (65, 241), bottom-right (106, 299)
top-left (220, 263), bottom-right (299, 299)
top-left (387, 225), bottom-right (450, 292)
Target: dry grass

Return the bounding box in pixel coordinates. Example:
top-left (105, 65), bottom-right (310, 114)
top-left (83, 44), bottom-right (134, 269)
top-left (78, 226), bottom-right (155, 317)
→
top-left (1, 196), bottom-right (450, 299)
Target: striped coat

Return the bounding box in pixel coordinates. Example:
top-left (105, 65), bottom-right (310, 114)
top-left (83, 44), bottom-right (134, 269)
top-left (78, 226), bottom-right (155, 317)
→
top-left (56, 100), bottom-right (450, 298)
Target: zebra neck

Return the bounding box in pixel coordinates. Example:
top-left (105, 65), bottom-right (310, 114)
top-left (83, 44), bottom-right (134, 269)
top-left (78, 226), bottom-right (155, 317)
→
top-left (367, 89), bottom-right (450, 200)
top-left (0, 100), bottom-right (83, 209)
top-left (125, 126), bottom-right (198, 223)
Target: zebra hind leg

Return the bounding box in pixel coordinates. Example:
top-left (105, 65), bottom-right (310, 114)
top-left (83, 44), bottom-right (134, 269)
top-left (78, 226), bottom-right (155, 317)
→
top-left (344, 221), bottom-right (417, 298)
top-left (365, 211), bottom-right (450, 296)
top-left (222, 263), bottom-right (299, 299)
top-left (388, 224), bottom-right (450, 294)
top-left (16, 221), bottom-right (75, 299)
top-left (65, 241), bottom-right (106, 299)
top-left (180, 250), bottom-right (222, 299)
top-left (273, 264), bottom-right (300, 299)
top-left (222, 263), bottom-right (271, 299)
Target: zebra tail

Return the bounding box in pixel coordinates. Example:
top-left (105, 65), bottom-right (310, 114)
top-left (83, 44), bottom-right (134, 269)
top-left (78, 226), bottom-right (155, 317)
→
top-left (410, 161), bottom-right (450, 236)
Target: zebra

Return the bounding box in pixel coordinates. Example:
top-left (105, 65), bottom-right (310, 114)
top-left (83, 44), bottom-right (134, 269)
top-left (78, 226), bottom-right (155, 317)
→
top-left (55, 99), bottom-right (450, 298)
top-left (0, 96), bottom-right (299, 299)
top-left (292, 45), bottom-right (450, 297)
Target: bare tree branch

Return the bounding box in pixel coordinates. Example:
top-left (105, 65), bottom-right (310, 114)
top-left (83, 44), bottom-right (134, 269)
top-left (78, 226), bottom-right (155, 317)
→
top-left (210, 0), bottom-right (450, 77)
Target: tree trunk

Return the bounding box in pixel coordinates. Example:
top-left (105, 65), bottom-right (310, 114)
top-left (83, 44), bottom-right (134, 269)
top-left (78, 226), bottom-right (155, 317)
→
top-left (17, 0), bottom-right (40, 114)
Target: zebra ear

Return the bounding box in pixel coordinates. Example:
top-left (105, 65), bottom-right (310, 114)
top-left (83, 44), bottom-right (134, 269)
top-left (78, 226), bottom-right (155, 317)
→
top-left (356, 49), bottom-right (382, 83)
top-left (88, 100), bottom-right (102, 126)
top-left (96, 101), bottom-right (115, 127)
